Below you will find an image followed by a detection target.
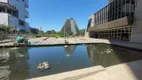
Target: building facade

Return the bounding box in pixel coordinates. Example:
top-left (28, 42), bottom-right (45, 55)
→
top-left (109, 0), bottom-right (115, 3)
top-left (87, 0), bottom-right (142, 43)
top-left (0, 0), bottom-right (30, 31)
top-left (61, 18), bottom-right (79, 35)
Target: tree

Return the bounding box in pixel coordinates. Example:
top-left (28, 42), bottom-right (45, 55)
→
top-left (57, 31), bottom-right (64, 37)
top-left (19, 30), bottom-right (26, 33)
top-left (51, 30), bottom-right (56, 34)
top-left (38, 30), bottom-right (44, 34)
top-left (79, 29), bottom-right (85, 36)
top-left (0, 24), bottom-right (16, 33)
top-left (30, 28), bottom-right (39, 34)
top-left (46, 30), bottom-right (52, 34)
top-left (8, 27), bottom-right (16, 33)
top-left (46, 30), bottom-right (56, 34)
top-left (0, 24), bottom-right (9, 31)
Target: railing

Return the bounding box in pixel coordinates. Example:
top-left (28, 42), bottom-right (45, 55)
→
top-left (8, 14), bottom-right (19, 27)
top-left (25, 0), bottom-right (29, 8)
top-left (25, 9), bottom-right (29, 18)
top-left (0, 0), bottom-right (8, 3)
top-left (0, 33), bottom-right (32, 44)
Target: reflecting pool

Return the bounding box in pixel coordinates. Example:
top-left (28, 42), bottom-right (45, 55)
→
top-left (0, 44), bottom-right (142, 80)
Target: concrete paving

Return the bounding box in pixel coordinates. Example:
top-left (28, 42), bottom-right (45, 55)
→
top-left (0, 37), bottom-right (142, 50)
top-left (29, 37), bottom-right (142, 50)
top-left (30, 60), bottom-right (142, 80)
top-left (79, 60), bottom-right (142, 80)
top-left (30, 66), bottom-right (105, 80)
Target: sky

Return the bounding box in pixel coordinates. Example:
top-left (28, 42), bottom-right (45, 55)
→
top-left (27, 0), bottom-right (108, 32)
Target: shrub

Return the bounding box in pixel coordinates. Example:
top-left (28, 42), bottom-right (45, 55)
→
top-left (32, 36), bottom-right (36, 38)
top-left (35, 34), bottom-right (42, 37)
top-left (54, 34), bottom-right (60, 39)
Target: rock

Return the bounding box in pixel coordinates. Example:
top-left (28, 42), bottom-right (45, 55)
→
top-left (0, 58), bottom-right (5, 61)
top-left (37, 62), bottom-right (51, 70)
top-left (0, 66), bottom-right (9, 70)
top-left (37, 63), bottom-right (44, 70)
top-left (0, 69), bottom-right (11, 79)
top-left (66, 54), bottom-right (71, 57)
top-left (64, 45), bottom-right (68, 48)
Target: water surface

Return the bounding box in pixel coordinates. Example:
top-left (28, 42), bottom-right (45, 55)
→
top-left (0, 44), bottom-right (142, 80)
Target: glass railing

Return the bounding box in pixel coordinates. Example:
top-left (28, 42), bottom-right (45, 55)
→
top-left (25, 9), bottom-right (29, 18)
top-left (25, 0), bottom-right (29, 8)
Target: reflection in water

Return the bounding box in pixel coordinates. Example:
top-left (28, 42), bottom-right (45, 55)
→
top-left (0, 44), bottom-right (142, 79)
top-left (64, 45), bottom-right (76, 57)
top-left (87, 44), bottom-right (142, 67)
top-left (0, 47), bottom-right (29, 80)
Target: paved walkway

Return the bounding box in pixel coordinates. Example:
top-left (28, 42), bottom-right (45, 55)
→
top-left (28, 37), bottom-right (142, 50)
top-left (31, 60), bottom-right (142, 80)
top-left (0, 37), bottom-right (142, 50)
top-left (79, 60), bottom-right (142, 80)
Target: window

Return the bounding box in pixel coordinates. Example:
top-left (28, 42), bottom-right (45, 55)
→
top-left (19, 20), bottom-right (25, 26)
top-left (0, 7), bottom-right (4, 12)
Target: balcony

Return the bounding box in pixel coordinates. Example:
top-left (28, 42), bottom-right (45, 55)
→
top-left (25, 0), bottom-right (29, 8)
top-left (0, 1), bottom-right (17, 11)
top-left (8, 14), bottom-right (19, 27)
top-left (25, 9), bottom-right (29, 18)
top-left (0, 0), bottom-right (8, 3)
top-left (0, 13), bottom-right (18, 27)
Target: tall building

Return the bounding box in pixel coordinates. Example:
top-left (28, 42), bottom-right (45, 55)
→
top-left (0, 0), bottom-right (30, 31)
top-left (109, 0), bottom-right (114, 3)
top-left (86, 0), bottom-right (142, 43)
top-left (61, 18), bottom-right (79, 35)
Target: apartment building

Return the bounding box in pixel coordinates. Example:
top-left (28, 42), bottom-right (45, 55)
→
top-left (87, 0), bottom-right (142, 43)
top-left (0, 0), bottom-right (30, 31)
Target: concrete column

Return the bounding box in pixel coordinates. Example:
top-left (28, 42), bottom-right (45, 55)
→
top-left (4, 7), bottom-right (7, 13)
top-left (130, 0), bottom-right (142, 43)
top-left (109, 0), bottom-right (114, 3)
top-left (89, 15), bottom-right (95, 27)
top-left (11, 11), bottom-right (13, 15)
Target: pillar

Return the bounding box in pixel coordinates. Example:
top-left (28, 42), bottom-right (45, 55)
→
top-left (130, 0), bottom-right (142, 43)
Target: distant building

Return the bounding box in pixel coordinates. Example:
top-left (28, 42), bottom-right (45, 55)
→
top-left (30, 28), bottom-right (39, 34)
top-left (0, 0), bottom-right (30, 31)
top-left (39, 27), bottom-right (42, 31)
top-left (61, 18), bottom-right (79, 35)
top-left (86, 0), bottom-right (142, 43)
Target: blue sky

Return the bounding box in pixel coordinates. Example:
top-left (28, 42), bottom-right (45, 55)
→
top-left (27, 0), bottom-right (108, 32)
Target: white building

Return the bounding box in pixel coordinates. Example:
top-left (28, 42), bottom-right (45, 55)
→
top-left (0, 0), bottom-right (30, 31)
